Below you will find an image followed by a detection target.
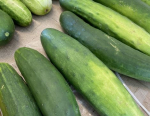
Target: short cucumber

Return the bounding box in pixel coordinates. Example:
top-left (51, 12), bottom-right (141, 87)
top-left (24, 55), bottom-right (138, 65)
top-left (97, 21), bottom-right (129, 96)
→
top-left (0, 63), bottom-right (42, 116)
top-left (59, 0), bottom-right (150, 56)
top-left (0, 0), bottom-right (32, 26)
top-left (0, 10), bottom-right (15, 46)
top-left (93, 0), bottom-right (150, 34)
top-left (15, 47), bottom-right (81, 116)
top-left (41, 28), bottom-right (144, 116)
top-left (20, 0), bottom-right (52, 15)
top-left (60, 11), bottom-right (150, 82)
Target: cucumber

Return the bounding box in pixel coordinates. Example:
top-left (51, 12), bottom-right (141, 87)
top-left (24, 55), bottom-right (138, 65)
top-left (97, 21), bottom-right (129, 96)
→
top-left (0, 63), bottom-right (42, 116)
top-left (0, 10), bottom-right (15, 46)
top-left (141, 0), bottom-right (150, 6)
top-left (93, 0), bottom-right (150, 34)
top-left (41, 28), bottom-right (144, 116)
top-left (0, 0), bottom-right (32, 26)
top-left (60, 11), bottom-right (150, 82)
top-left (59, 0), bottom-right (150, 56)
top-left (20, 0), bottom-right (52, 15)
top-left (14, 47), bottom-right (81, 116)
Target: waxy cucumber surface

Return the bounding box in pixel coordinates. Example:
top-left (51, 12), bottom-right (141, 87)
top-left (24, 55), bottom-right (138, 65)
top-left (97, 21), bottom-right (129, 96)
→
top-left (94, 0), bottom-right (150, 34)
top-left (0, 0), bottom-right (32, 26)
top-left (60, 11), bottom-right (150, 82)
top-left (21, 0), bottom-right (52, 15)
top-left (0, 10), bottom-right (15, 46)
top-left (60, 0), bottom-right (150, 56)
top-left (0, 63), bottom-right (42, 116)
top-left (41, 28), bottom-right (144, 116)
top-left (15, 47), bottom-right (81, 116)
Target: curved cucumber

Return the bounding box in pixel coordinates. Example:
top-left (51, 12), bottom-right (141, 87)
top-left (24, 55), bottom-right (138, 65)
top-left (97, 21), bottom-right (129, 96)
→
top-left (15, 47), bottom-right (81, 116)
top-left (60, 0), bottom-right (150, 56)
top-left (0, 10), bottom-right (15, 46)
top-left (60, 11), bottom-right (150, 82)
top-left (21, 0), bottom-right (52, 15)
top-left (141, 0), bottom-right (150, 6)
top-left (0, 63), bottom-right (42, 116)
top-left (0, 0), bottom-right (32, 26)
top-left (41, 28), bottom-right (144, 116)
top-left (93, 0), bottom-right (150, 34)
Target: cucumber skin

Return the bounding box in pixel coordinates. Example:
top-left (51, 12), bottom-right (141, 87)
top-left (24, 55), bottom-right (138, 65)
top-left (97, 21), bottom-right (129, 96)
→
top-left (0, 10), bottom-right (15, 46)
top-left (20, 0), bottom-right (52, 15)
top-left (141, 0), bottom-right (150, 6)
top-left (15, 47), bottom-right (81, 116)
top-left (94, 0), bottom-right (150, 34)
top-left (0, 63), bottom-right (42, 116)
top-left (0, 0), bottom-right (32, 26)
top-left (59, 0), bottom-right (150, 56)
top-left (60, 11), bottom-right (150, 82)
top-left (41, 28), bottom-right (144, 116)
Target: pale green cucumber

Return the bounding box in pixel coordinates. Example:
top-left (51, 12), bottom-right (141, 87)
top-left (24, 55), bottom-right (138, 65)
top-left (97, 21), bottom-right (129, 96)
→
top-left (21, 0), bottom-right (52, 15)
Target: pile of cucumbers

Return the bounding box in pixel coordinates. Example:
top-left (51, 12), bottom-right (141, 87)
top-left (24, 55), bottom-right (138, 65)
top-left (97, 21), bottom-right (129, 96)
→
top-left (0, 0), bottom-right (52, 46)
top-left (2, 0), bottom-right (150, 115)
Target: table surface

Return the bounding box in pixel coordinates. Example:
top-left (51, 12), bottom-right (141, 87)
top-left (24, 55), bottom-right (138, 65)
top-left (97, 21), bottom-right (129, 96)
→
top-left (0, 1), bottom-right (150, 116)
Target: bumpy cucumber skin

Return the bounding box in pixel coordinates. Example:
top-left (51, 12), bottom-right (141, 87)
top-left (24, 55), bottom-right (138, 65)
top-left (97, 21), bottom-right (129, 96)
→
top-left (0, 0), bottom-right (32, 26)
top-left (15, 47), bottom-right (81, 116)
top-left (94, 0), bottom-right (150, 34)
top-left (41, 28), bottom-right (144, 116)
top-left (20, 0), bottom-right (52, 15)
top-left (0, 10), bottom-right (15, 46)
top-left (0, 63), bottom-right (42, 116)
top-left (59, 0), bottom-right (150, 56)
top-left (141, 0), bottom-right (150, 6)
top-left (60, 11), bottom-right (150, 82)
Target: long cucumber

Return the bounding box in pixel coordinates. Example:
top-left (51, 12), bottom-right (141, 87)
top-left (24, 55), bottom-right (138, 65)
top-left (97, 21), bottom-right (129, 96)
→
top-left (0, 63), bottom-right (42, 116)
top-left (59, 0), bottom-right (150, 56)
top-left (41, 28), bottom-right (144, 116)
top-left (0, 0), bottom-right (32, 26)
top-left (93, 0), bottom-right (150, 33)
top-left (15, 47), bottom-right (81, 116)
top-left (60, 11), bottom-right (150, 82)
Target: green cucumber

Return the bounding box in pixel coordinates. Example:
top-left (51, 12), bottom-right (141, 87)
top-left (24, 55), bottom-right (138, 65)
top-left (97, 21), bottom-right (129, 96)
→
top-left (60, 11), bottom-right (150, 82)
top-left (59, 0), bottom-right (150, 56)
top-left (93, 0), bottom-right (150, 34)
top-left (14, 47), bottom-right (81, 116)
top-left (141, 0), bottom-right (150, 6)
top-left (41, 28), bottom-right (144, 116)
top-left (0, 0), bottom-right (32, 26)
top-left (20, 0), bottom-right (52, 15)
top-left (0, 10), bottom-right (15, 46)
top-left (0, 63), bottom-right (42, 116)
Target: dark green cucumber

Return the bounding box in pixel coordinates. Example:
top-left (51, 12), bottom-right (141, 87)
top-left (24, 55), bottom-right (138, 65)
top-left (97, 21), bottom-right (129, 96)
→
top-left (141, 0), bottom-right (150, 6)
top-left (93, 0), bottom-right (150, 33)
top-left (14, 47), bottom-right (81, 116)
top-left (60, 11), bottom-right (150, 82)
top-left (0, 0), bottom-right (32, 26)
top-left (0, 10), bottom-right (15, 46)
top-left (0, 63), bottom-right (42, 116)
top-left (59, 0), bottom-right (150, 56)
top-left (41, 28), bottom-right (144, 116)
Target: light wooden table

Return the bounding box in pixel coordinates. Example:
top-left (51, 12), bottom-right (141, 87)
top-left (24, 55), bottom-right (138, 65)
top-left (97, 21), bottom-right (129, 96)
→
top-left (0, 1), bottom-right (149, 116)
